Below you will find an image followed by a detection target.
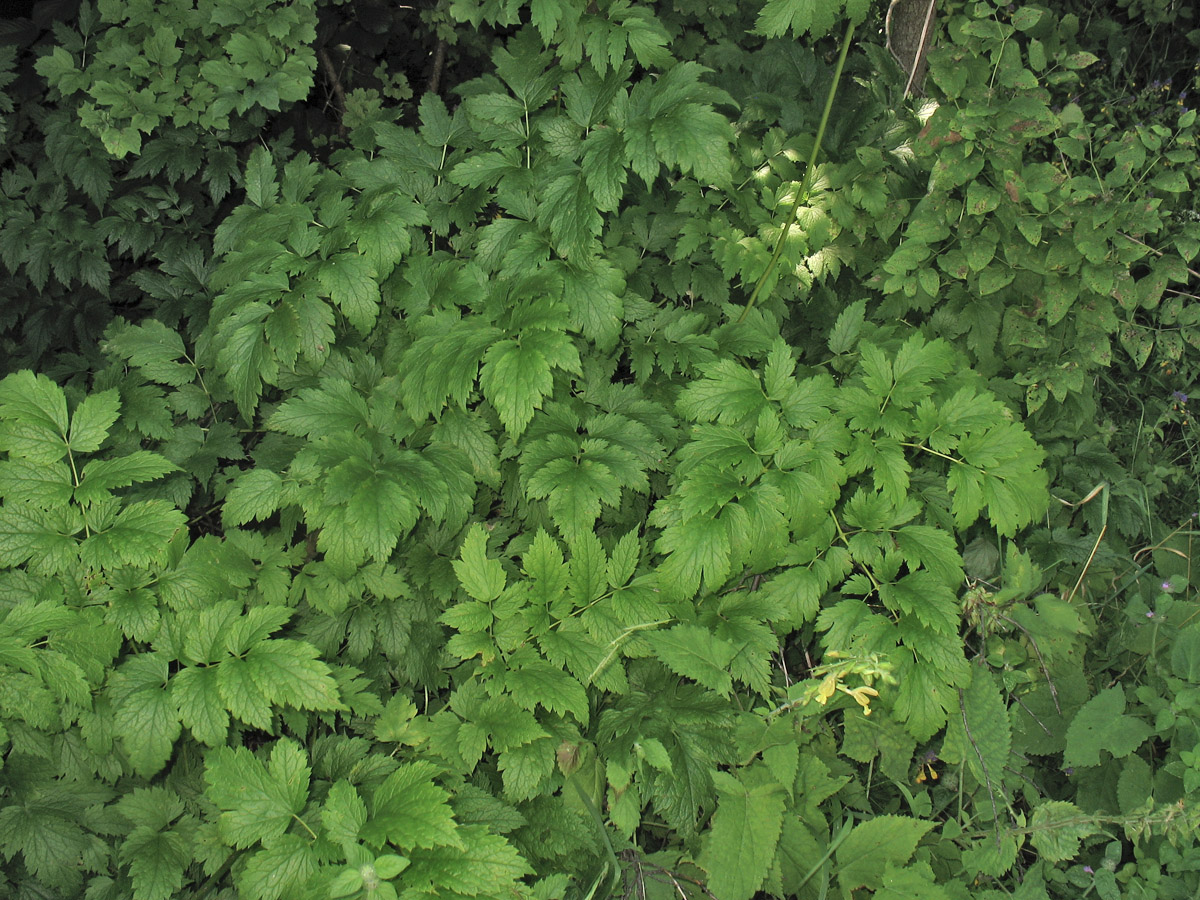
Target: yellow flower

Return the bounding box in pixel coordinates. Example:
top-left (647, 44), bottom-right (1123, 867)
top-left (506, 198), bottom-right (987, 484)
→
top-left (843, 685), bottom-right (879, 715)
top-left (815, 673), bottom-right (839, 705)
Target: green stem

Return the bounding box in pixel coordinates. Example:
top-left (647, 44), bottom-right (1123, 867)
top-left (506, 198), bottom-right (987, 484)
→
top-left (737, 20), bottom-right (855, 324)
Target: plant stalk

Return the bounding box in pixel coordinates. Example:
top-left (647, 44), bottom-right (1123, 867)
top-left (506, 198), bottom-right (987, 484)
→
top-left (737, 20), bottom-right (855, 324)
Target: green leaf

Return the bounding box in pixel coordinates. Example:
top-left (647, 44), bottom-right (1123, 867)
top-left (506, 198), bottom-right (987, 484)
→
top-left (678, 357), bottom-right (766, 426)
top-left (698, 771), bottom-right (786, 900)
top-left (322, 781), bottom-right (367, 847)
top-left (0, 459), bottom-right (73, 507)
top-left (318, 252), bottom-right (380, 334)
top-left (895, 526), bottom-right (964, 586)
top-left (205, 740), bottom-right (311, 849)
top-left (0, 370), bottom-right (69, 463)
top-left (104, 320), bottom-right (195, 386)
top-left (67, 388), bottom-right (120, 453)
top-left (836, 815), bottom-right (935, 895)
top-left (268, 379), bottom-right (369, 437)
top-left (362, 762), bottom-right (462, 851)
top-left (453, 524), bottom-right (506, 602)
top-left (525, 441), bottom-right (623, 542)
top-left (828, 299), bottom-right (866, 355)
top-left (216, 302), bottom-right (275, 420)
top-left (1171, 624), bottom-right (1200, 682)
top-left (582, 126), bottom-right (627, 211)
top-left (875, 863), bottom-right (952, 900)
top-left (1029, 800), bottom-right (1096, 863)
top-left (481, 333), bottom-right (580, 438)
top-left (402, 825), bottom-right (529, 896)
top-left (108, 653), bottom-right (181, 778)
top-left (647, 623), bottom-right (737, 695)
top-left (74, 451), bottom-right (179, 505)
top-left (119, 828), bottom-right (189, 900)
top-left (942, 670), bottom-right (1011, 798)
top-left (173, 665), bottom-right (230, 746)
top-left (244, 146), bottom-right (279, 208)
top-left (223, 468), bottom-right (284, 526)
top-left (0, 504), bottom-right (79, 573)
top-left (540, 170), bottom-right (601, 258)
top-left (655, 516), bottom-right (731, 599)
top-left (245, 639), bottom-right (343, 713)
top-left (505, 657), bottom-right (590, 724)
top-left (79, 501), bottom-right (186, 569)
top-left (237, 834), bottom-right (318, 900)
top-left (1064, 686), bottom-right (1152, 767)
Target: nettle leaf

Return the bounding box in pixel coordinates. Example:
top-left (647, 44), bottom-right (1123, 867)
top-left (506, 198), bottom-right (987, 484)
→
top-left (205, 740), bottom-right (311, 849)
top-left (942, 669), bottom-right (1011, 799)
top-left (1030, 800), bottom-right (1097, 863)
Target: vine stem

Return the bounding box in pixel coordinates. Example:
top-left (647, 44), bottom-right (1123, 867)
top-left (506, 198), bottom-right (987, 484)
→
top-left (737, 20), bottom-right (855, 324)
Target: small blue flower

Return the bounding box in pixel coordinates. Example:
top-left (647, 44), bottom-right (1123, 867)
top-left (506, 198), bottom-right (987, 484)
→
top-left (1173, 390), bottom-right (1188, 403)
top-left (1084, 866), bottom-right (1095, 875)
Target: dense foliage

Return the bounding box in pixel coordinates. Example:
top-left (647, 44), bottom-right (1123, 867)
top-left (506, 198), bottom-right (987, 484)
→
top-left (1, 0), bottom-right (1199, 898)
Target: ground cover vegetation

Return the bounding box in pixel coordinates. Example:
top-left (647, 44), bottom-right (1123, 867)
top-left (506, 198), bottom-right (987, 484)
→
top-left (0, 0), bottom-right (1198, 897)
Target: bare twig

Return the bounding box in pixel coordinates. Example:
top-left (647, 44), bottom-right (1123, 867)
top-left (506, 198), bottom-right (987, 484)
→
top-left (318, 47), bottom-right (348, 137)
top-left (427, 39), bottom-right (448, 95)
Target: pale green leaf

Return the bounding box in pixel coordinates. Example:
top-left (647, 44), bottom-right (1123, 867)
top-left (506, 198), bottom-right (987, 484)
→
top-left (1064, 686), bottom-right (1152, 768)
top-left (836, 815), bottom-right (934, 895)
top-left (698, 771), bottom-right (786, 900)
